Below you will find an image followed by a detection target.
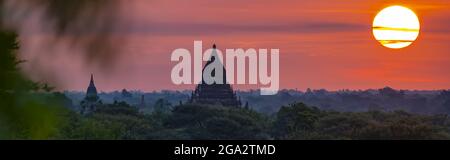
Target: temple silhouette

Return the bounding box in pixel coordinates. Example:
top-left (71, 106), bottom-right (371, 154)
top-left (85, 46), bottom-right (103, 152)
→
top-left (80, 74), bottom-right (102, 115)
top-left (189, 44), bottom-right (242, 107)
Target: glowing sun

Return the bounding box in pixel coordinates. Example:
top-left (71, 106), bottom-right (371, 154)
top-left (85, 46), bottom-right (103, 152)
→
top-left (373, 6), bottom-right (420, 49)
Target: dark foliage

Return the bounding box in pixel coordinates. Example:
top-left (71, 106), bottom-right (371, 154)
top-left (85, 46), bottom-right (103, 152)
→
top-left (166, 104), bottom-right (271, 140)
top-left (0, 31), bottom-right (69, 139)
top-left (52, 100), bottom-right (450, 140)
top-left (273, 103), bottom-right (450, 140)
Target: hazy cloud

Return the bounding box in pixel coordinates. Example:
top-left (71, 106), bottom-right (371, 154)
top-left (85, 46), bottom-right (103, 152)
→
top-left (119, 21), bottom-right (367, 36)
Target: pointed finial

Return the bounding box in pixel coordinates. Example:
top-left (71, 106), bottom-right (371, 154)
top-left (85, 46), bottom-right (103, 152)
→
top-left (89, 74), bottom-right (96, 87)
top-left (90, 74), bottom-right (94, 83)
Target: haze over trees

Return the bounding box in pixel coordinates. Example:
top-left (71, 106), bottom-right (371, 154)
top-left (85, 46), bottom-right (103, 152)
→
top-left (66, 87), bottom-right (450, 115)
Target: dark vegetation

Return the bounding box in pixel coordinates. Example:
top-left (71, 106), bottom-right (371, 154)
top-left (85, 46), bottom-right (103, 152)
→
top-left (51, 101), bottom-right (450, 140)
top-left (0, 31), bottom-right (70, 139)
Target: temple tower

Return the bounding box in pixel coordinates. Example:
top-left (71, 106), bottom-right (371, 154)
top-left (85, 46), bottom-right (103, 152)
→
top-left (80, 74), bottom-right (102, 115)
top-left (190, 44), bottom-right (242, 107)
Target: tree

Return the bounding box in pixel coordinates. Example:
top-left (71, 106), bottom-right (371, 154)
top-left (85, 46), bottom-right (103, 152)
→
top-left (0, 31), bottom-right (68, 139)
top-left (273, 103), bottom-right (321, 139)
top-left (59, 101), bottom-right (156, 140)
top-left (167, 104), bottom-right (270, 140)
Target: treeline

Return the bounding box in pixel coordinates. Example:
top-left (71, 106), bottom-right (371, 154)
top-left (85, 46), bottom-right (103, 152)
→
top-left (54, 100), bottom-right (450, 140)
top-left (274, 103), bottom-right (450, 140)
top-left (65, 87), bottom-right (450, 115)
top-left (241, 88), bottom-right (450, 114)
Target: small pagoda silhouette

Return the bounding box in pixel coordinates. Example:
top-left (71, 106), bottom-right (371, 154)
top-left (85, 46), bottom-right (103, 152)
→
top-left (80, 74), bottom-right (102, 115)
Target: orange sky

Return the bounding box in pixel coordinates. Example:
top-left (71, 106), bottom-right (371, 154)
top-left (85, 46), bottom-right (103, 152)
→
top-left (16, 0), bottom-right (450, 91)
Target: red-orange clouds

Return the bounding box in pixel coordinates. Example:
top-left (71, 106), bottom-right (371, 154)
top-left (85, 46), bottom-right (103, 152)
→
top-left (17, 0), bottom-right (450, 91)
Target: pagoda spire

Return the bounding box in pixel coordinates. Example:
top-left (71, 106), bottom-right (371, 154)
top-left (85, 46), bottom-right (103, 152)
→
top-left (86, 74), bottom-right (98, 100)
top-left (89, 74), bottom-right (94, 85)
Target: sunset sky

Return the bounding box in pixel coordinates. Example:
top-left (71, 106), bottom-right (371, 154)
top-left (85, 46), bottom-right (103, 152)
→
top-left (14, 0), bottom-right (450, 92)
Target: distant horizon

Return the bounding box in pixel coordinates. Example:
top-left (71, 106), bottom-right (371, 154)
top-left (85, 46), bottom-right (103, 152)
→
top-left (64, 86), bottom-right (450, 93)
